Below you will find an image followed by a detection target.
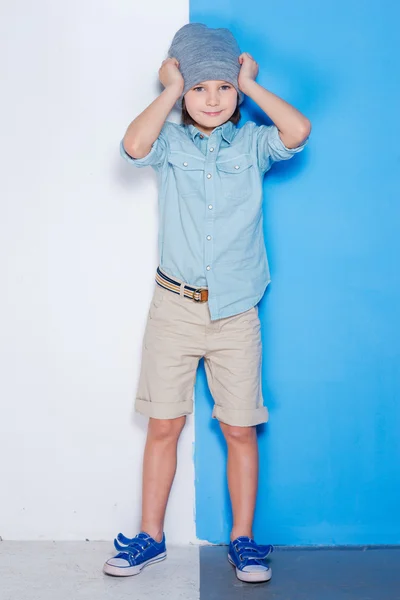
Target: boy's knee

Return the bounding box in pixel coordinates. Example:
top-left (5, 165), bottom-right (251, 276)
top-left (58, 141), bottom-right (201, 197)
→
top-left (220, 422), bottom-right (256, 443)
top-left (148, 416), bottom-right (186, 441)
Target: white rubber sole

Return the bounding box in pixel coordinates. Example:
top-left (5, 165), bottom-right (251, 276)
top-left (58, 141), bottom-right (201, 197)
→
top-left (103, 552), bottom-right (167, 577)
top-left (228, 555), bottom-right (272, 583)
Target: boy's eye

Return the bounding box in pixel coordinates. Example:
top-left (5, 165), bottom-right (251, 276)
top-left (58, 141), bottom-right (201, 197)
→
top-left (193, 85), bottom-right (231, 92)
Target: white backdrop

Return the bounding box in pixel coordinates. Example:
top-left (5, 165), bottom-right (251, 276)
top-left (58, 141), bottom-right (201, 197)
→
top-left (0, 0), bottom-right (197, 543)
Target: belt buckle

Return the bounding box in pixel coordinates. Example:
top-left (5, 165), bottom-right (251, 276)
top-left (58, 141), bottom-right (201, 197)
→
top-left (193, 288), bottom-right (205, 303)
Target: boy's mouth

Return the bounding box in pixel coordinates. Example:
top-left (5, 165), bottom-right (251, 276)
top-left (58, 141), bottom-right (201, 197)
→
top-left (203, 110), bottom-right (223, 117)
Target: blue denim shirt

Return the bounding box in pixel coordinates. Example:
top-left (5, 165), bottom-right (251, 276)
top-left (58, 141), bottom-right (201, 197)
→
top-left (120, 120), bottom-right (308, 320)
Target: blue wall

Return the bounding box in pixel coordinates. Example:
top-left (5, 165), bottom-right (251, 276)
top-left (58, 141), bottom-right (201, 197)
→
top-left (192, 1), bottom-right (400, 545)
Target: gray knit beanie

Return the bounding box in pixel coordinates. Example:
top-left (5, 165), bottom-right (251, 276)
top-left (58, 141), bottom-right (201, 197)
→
top-left (168, 23), bottom-right (244, 109)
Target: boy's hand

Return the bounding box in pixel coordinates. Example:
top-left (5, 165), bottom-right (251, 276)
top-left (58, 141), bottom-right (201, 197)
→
top-left (238, 52), bottom-right (259, 93)
top-left (159, 57), bottom-right (184, 95)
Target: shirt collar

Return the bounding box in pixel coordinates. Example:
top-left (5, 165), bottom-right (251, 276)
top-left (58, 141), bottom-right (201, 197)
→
top-left (187, 120), bottom-right (236, 144)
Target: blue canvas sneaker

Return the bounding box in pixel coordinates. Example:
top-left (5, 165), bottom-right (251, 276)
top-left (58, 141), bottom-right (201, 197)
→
top-left (103, 531), bottom-right (167, 577)
top-left (228, 536), bottom-right (273, 583)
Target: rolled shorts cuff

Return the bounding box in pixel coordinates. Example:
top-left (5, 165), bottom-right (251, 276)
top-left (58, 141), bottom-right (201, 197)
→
top-left (135, 398), bottom-right (193, 420)
top-left (212, 404), bottom-right (269, 427)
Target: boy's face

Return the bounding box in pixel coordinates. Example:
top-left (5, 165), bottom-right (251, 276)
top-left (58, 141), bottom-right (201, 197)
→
top-left (184, 80), bottom-right (238, 135)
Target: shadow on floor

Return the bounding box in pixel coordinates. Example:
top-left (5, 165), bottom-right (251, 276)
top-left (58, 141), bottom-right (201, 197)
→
top-left (200, 545), bottom-right (400, 600)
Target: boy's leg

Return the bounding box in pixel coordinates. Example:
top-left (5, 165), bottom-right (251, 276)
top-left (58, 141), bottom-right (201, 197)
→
top-left (134, 283), bottom-right (207, 537)
top-left (104, 283), bottom-right (205, 576)
top-left (140, 416), bottom-right (186, 542)
top-left (201, 305), bottom-right (273, 583)
top-left (203, 305), bottom-right (268, 541)
top-left (219, 423), bottom-right (258, 541)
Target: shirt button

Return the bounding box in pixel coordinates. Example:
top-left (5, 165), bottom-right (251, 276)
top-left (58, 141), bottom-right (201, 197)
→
top-left (199, 134), bottom-right (204, 139)
top-left (209, 147), bottom-right (214, 152)
top-left (206, 173), bottom-right (212, 179)
top-left (234, 165), bottom-right (240, 170)
top-left (206, 235), bottom-right (211, 240)
top-left (183, 162), bottom-right (188, 167)
top-left (206, 265), bottom-right (211, 271)
top-left (208, 204), bottom-right (213, 210)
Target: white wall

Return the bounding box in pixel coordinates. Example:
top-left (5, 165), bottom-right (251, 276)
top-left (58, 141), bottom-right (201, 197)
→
top-left (0, 0), bottom-right (196, 543)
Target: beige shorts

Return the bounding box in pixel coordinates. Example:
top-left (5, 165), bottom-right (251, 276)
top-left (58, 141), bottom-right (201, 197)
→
top-left (135, 283), bottom-right (269, 427)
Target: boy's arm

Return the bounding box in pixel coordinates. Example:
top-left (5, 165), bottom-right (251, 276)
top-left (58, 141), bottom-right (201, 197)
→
top-left (241, 80), bottom-right (311, 148)
top-left (238, 53), bottom-right (311, 148)
top-left (123, 58), bottom-right (184, 159)
top-left (123, 86), bottom-right (181, 159)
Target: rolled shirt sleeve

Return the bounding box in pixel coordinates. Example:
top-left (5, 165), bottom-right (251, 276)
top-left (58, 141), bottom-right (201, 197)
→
top-left (256, 124), bottom-right (309, 173)
top-left (120, 122), bottom-right (170, 171)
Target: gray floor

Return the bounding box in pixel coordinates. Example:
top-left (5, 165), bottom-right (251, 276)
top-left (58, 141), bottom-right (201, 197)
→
top-left (201, 545), bottom-right (400, 600)
top-left (0, 542), bottom-right (199, 600)
top-left (1, 542), bottom-right (400, 600)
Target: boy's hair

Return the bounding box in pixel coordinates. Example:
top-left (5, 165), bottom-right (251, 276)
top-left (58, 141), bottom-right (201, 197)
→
top-left (181, 96), bottom-right (241, 126)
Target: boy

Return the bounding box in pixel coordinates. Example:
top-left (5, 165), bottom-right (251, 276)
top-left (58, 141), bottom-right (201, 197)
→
top-left (104, 23), bottom-right (311, 583)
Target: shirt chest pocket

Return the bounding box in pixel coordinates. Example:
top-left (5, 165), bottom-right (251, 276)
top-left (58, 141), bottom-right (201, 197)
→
top-left (216, 153), bottom-right (254, 200)
top-left (167, 152), bottom-right (205, 197)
